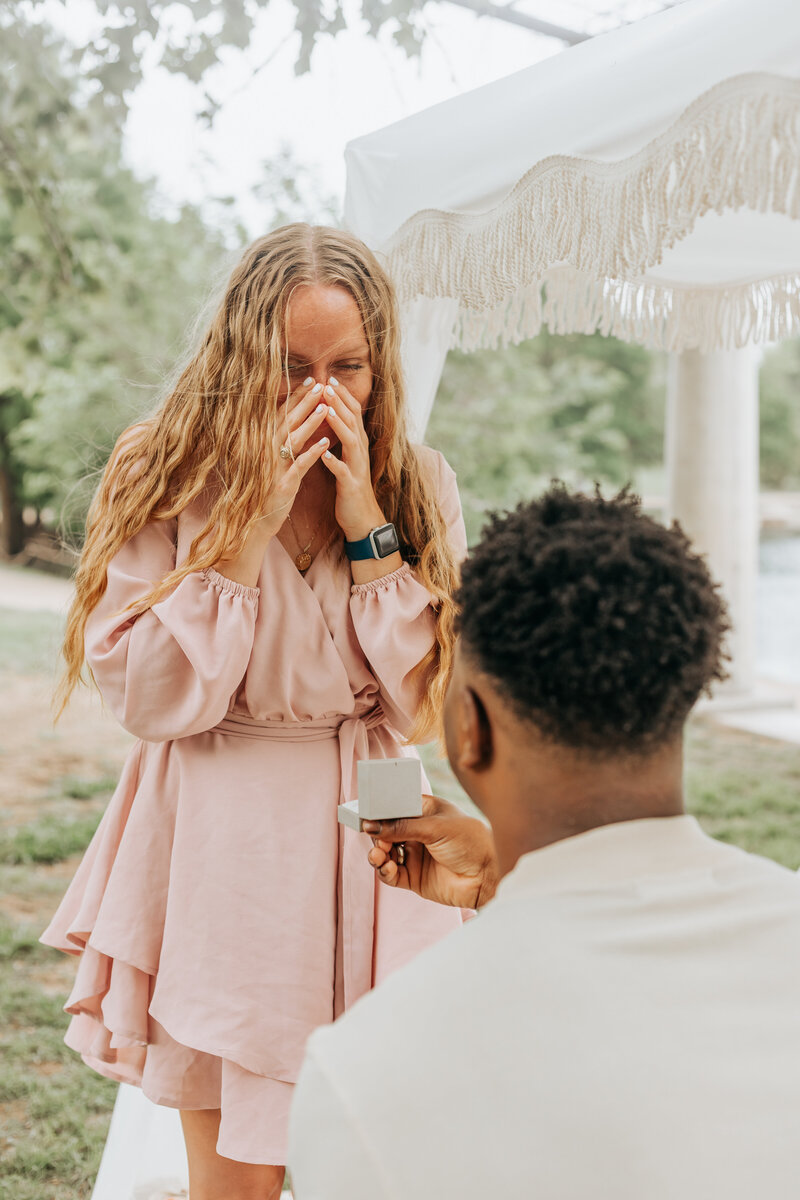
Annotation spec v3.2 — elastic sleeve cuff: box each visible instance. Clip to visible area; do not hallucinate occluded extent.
[201,567,260,603]
[350,562,414,596]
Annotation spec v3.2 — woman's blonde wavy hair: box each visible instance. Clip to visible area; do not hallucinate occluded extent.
[58,224,459,743]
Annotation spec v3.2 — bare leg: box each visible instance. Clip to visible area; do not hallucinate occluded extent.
[180,1109,285,1200]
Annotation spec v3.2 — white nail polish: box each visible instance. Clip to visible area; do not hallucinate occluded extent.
[312,383,323,395]
[319,437,329,446]
[329,376,339,386]
[324,450,332,459]
[325,385,335,398]
[315,403,325,413]
[304,377,314,386]
[328,405,335,416]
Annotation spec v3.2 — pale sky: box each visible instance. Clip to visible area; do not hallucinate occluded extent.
[122,0,555,233]
[49,0,670,235]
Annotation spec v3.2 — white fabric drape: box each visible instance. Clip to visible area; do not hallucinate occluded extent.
[91,1086,188,1200]
[345,0,800,356]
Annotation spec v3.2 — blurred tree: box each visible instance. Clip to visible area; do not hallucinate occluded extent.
[760,338,800,490]
[427,330,665,544]
[0,17,230,552]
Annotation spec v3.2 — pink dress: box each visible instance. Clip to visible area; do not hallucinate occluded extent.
[42,445,466,1165]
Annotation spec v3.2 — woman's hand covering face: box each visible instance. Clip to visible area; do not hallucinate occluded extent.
[259,378,331,536]
[319,378,386,542]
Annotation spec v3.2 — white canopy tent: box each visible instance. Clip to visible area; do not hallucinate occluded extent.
[345,0,800,697]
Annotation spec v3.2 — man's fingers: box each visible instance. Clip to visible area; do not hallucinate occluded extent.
[361,815,446,844]
[376,859,400,886]
[361,795,464,842]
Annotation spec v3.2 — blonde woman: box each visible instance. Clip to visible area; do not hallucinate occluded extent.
[43,225,466,1200]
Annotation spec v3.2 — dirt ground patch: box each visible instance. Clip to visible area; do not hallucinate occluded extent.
[0,672,133,824]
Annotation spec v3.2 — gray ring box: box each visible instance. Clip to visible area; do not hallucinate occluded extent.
[338,758,423,832]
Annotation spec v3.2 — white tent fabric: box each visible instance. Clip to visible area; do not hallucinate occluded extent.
[90,1085,187,1200]
[346,0,800,431]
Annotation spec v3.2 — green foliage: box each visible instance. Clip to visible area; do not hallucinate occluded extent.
[428,329,666,543]
[0,912,116,1199]
[759,338,800,489]
[0,17,230,544]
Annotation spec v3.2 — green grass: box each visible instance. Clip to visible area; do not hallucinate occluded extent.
[0,608,63,676]
[685,723,800,868]
[59,777,118,801]
[0,813,103,866]
[0,914,117,1200]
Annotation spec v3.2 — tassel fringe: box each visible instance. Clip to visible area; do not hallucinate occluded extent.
[380,73,800,353]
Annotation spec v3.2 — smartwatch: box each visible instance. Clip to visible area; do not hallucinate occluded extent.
[344,523,400,561]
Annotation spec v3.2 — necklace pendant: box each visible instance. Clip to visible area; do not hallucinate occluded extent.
[295,551,312,572]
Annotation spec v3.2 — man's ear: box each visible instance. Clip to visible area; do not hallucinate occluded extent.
[456,686,494,772]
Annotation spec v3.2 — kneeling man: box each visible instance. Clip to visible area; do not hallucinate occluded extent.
[289,484,800,1200]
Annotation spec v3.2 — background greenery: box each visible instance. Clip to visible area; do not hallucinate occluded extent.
[2,7,800,560]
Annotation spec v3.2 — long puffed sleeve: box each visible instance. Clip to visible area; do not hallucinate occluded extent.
[84,518,259,742]
[349,449,466,734]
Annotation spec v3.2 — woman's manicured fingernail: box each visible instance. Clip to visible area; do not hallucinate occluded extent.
[319,437,329,447]
[311,383,323,395]
[325,385,335,398]
[324,450,332,459]
[328,405,335,416]
[304,377,314,386]
[329,376,339,386]
[315,403,325,413]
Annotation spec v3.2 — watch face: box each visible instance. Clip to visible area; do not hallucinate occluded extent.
[372,523,400,558]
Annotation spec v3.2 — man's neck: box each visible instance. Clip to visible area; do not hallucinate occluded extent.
[484,738,686,878]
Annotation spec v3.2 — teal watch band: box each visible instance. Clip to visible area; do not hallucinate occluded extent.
[344,523,400,561]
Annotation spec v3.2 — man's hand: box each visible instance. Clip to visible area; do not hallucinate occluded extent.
[364,794,499,910]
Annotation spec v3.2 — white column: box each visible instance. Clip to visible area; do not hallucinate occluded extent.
[400,296,459,441]
[665,347,760,697]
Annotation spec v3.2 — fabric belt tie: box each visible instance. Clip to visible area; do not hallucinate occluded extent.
[213,705,386,1008]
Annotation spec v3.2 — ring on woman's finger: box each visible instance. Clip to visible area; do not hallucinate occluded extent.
[396,842,406,866]
[279,444,292,461]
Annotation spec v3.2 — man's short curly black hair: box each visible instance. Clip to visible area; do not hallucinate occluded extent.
[456,484,730,753]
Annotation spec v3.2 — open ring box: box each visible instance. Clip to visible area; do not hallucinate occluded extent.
[338,759,424,832]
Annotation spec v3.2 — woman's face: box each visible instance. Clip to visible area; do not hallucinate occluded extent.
[280,283,374,451]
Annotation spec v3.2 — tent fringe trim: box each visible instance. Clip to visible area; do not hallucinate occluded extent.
[455,268,800,353]
[379,72,800,352]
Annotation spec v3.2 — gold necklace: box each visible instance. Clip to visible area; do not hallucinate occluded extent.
[286,512,321,572]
